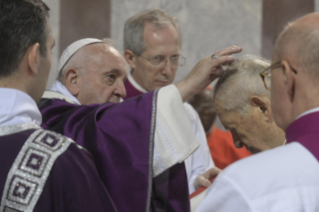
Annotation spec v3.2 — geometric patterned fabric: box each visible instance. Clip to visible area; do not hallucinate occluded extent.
[0,128,72,212]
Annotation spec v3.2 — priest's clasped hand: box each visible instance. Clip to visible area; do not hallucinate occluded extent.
[175,46,242,102]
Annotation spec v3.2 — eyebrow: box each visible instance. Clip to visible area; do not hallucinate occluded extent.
[102,69,121,76]
[109,69,120,74]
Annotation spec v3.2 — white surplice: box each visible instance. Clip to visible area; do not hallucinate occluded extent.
[196,142,319,212]
[47,81,200,177]
[125,74,215,193]
[183,103,214,194]
[0,88,42,127]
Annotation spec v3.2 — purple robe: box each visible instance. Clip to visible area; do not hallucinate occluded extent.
[286,111,319,161]
[39,91,190,212]
[0,127,116,212]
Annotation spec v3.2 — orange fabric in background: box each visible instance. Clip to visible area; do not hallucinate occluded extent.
[207,127,251,170]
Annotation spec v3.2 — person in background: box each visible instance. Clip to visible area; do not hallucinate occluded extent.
[123,8,216,193]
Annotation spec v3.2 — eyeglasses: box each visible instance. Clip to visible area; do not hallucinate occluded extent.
[134,52,186,68]
[260,61,298,91]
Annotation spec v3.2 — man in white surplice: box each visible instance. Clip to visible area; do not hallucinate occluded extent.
[197,13,319,212]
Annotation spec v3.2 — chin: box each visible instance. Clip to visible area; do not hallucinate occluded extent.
[154,81,171,89]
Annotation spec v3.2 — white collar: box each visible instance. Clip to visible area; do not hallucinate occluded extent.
[128,71,148,93]
[296,107,319,120]
[0,88,42,127]
[51,81,81,105]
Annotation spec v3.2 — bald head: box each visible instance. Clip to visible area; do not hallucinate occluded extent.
[59,42,125,81]
[274,13,319,78]
[59,41,128,105]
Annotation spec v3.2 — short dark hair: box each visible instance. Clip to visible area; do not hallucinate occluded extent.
[0,0,50,77]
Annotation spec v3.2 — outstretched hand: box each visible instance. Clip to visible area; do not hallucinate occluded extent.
[193,167,222,191]
[176,46,242,102]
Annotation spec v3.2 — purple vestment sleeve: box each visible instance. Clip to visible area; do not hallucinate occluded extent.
[0,129,117,212]
[39,91,190,212]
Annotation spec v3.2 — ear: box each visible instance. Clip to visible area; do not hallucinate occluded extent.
[250,96,272,122]
[27,43,41,76]
[281,60,295,103]
[124,50,137,70]
[64,69,81,96]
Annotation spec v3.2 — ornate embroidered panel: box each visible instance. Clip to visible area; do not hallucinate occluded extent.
[0,128,73,212]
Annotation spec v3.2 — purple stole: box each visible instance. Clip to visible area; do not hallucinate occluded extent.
[286,111,319,161]
[124,77,191,211]
[39,90,190,212]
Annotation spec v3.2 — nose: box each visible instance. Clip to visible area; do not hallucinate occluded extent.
[114,81,127,98]
[161,59,175,76]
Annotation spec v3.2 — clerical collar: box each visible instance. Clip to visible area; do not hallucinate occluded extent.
[51,81,81,105]
[296,107,319,120]
[0,88,42,127]
[128,71,148,93]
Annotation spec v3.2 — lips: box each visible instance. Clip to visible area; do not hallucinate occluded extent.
[156,81,169,85]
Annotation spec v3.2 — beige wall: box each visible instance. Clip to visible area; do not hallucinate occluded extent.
[111,0,262,83]
[43,0,60,89]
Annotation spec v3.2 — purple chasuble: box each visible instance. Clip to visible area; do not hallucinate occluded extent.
[39,91,190,212]
[0,127,116,212]
[286,111,319,161]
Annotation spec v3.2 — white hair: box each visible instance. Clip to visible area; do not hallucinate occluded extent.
[213,55,270,114]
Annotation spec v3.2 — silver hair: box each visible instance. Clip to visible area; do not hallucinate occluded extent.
[58,38,113,82]
[213,55,270,114]
[123,9,181,55]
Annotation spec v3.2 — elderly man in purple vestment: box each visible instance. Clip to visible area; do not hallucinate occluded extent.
[0,1,117,211]
[197,13,319,212]
[39,35,241,211]
[122,9,217,194]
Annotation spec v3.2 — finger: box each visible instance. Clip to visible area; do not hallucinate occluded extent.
[213,46,242,57]
[199,177,211,188]
[203,167,222,179]
[210,55,235,70]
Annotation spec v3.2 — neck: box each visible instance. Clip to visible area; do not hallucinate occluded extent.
[129,70,148,93]
[292,95,319,123]
[0,77,27,94]
[292,77,319,120]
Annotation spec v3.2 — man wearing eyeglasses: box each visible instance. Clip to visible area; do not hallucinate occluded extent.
[123,9,217,194]
[196,13,319,212]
